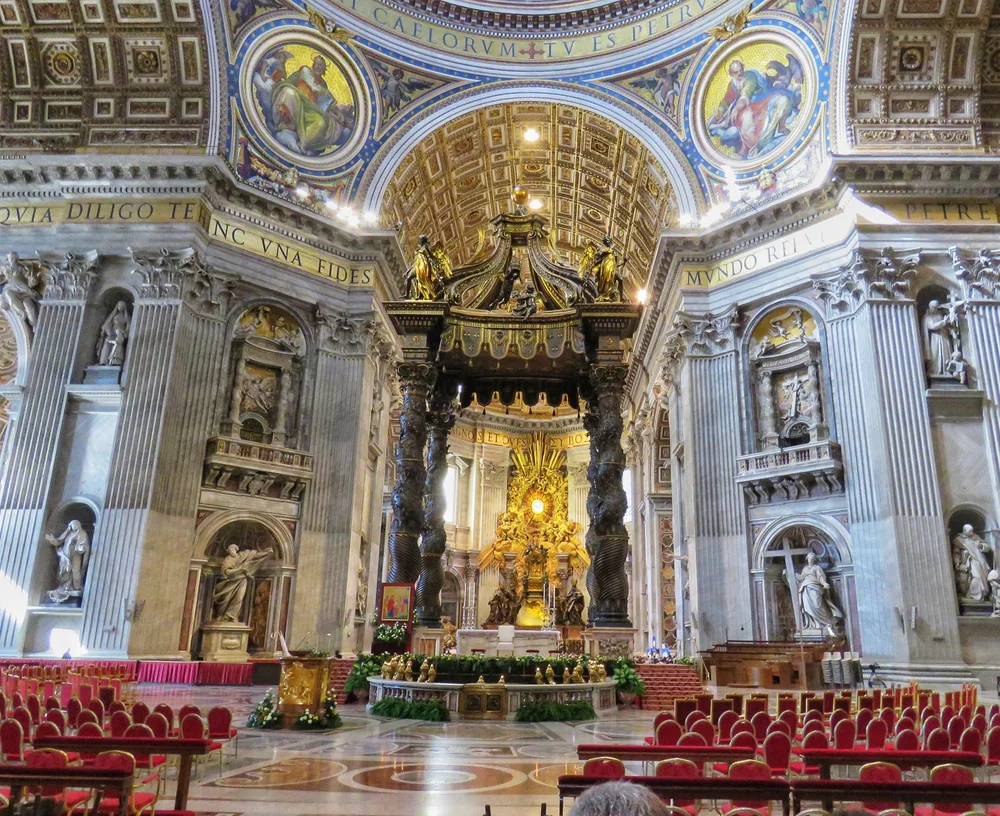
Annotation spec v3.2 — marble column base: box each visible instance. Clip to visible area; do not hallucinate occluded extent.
[200,621,251,663]
[583,626,636,659]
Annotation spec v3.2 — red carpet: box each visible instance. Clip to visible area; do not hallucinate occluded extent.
[329,657,354,704]
[636,663,704,711]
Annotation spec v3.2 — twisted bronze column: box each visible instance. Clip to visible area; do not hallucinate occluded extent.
[415,386,455,626]
[387,362,437,583]
[586,364,632,627]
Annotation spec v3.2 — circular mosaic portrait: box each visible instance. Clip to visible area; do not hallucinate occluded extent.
[241,31,368,168]
[696,33,816,167]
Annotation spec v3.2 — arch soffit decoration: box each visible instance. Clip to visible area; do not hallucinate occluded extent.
[752,513,853,569]
[194,510,295,567]
[225,298,316,353]
[740,296,826,357]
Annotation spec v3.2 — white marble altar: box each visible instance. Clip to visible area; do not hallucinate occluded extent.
[456,628,560,657]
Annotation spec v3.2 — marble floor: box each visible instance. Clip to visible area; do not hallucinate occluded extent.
[136,683,1000,816]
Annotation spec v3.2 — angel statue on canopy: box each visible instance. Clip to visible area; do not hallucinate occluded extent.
[405,235,452,301]
[579,236,626,303]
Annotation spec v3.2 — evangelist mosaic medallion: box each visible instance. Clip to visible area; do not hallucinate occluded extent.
[696,34,815,167]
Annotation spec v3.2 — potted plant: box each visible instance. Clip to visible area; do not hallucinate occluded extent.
[613,664,646,706]
[373,622,407,649]
[344,655,381,702]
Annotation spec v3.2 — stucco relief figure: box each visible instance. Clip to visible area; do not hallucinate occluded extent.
[1,258,39,332]
[355,560,368,616]
[212,544,273,622]
[484,577,518,626]
[96,302,130,366]
[441,615,457,652]
[989,569,1000,617]
[923,299,965,379]
[952,524,994,603]
[511,282,539,319]
[562,578,585,626]
[796,553,843,637]
[46,521,91,604]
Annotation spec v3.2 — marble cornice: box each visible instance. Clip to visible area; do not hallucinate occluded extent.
[831,158,1000,197]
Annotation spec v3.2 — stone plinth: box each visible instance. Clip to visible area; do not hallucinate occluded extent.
[200,621,251,663]
[456,628,559,657]
[582,627,635,659]
[277,655,331,728]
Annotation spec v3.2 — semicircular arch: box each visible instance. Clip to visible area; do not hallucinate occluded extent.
[752,514,852,571]
[193,510,295,568]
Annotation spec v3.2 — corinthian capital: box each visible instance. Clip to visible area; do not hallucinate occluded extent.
[950,247,1000,302]
[39,251,99,300]
[315,303,378,356]
[131,247,235,314]
[671,306,739,357]
[813,247,920,316]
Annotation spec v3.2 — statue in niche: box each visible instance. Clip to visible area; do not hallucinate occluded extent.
[211,544,273,623]
[795,553,843,638]
[1,259,39,332]
[95,302,130,367]
[922,298,965,381]
[562,578,585,626]
[951,524,994,603]
[989,569,1000,617]
[355,559,368,617]
[46,520,91,604]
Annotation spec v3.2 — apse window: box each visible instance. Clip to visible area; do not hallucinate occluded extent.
[623,468,633,524]
[443,464,458,524]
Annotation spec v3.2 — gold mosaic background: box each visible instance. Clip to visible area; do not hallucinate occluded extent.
[380,102,678,290]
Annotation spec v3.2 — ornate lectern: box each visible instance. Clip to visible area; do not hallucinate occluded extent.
[277,654,331,727]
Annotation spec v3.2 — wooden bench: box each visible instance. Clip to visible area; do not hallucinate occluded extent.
[557,774,791,816]
[0,762,133,816]
[576,743,755,765]
[791,778,1000,814]
[799,747,985,779]
[33,735,213,810]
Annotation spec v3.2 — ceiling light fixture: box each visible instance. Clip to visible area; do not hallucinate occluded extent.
[523,127,541,142]
[528,198,543,211]
[637,288,648,304]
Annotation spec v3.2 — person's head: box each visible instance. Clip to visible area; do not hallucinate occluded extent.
[963,523,975,534]
[570,781,670,816]
[312,56,326,75]
[69,520,81,531]
[928,299,941,311]
[728,60,745,80]
[806,553,817,565]
[227,543,239,555]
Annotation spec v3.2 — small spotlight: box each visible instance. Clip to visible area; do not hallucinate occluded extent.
[524,127,541,142]
[528,198,543,211]
[363,211,379,224]
[347,213,360,228]
[637,288,648,304]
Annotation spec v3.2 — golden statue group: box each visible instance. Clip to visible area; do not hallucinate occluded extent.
[478,434,590,628]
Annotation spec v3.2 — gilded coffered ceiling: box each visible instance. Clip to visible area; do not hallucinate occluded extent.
[0,0,211,153]
[380,102,677,292]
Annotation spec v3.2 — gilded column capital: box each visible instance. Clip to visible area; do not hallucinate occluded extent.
[38,251,99,301]
[671,305,739,357]
[813,247,920,317]
[950,247,1000,302]
[315,304,378,357]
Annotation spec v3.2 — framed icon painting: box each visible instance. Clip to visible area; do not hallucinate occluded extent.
[379,583,414,624]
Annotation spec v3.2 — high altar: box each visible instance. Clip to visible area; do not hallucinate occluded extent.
[381,195,642,657]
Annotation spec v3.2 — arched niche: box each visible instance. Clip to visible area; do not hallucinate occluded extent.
[192,513,295,657]
[441,571,461,624]
[222,304,306,450]
[915,284,967,388]
[0,310,21,453]
[946,504,997,616]
[34,500,98,608]
[745,304,828,451]
[74,286,136,385]
[751,518,859,650]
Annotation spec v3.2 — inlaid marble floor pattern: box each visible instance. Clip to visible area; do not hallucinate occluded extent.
[137,683,1000,816]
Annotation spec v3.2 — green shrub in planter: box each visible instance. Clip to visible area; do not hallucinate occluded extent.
[613,664,646,697]
[344,656,381,695]
[514,700,597,722]
[370,697,450,721]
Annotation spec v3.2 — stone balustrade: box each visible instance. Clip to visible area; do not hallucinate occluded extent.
[203,436,313,501]
[735,440,844,505]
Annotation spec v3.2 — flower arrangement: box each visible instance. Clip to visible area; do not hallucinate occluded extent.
[246,690,282,729]
[292,686,343,730]
[373,622,408,646]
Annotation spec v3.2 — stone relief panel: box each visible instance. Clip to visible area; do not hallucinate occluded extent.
[659,515,678,649]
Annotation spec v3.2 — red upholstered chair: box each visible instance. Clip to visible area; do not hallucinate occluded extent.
[857,695,875,712]
[830,709,847,731]
[714,730,756,774]
[75,709,99,728]
[87,698,105,723]
[678,731,708,747]
[25,694,41,725]
[789,730,827,776]
[689,718,715,745]
[727,694,745,717]
[178,705,201,726]
[1,718,26,761]
[947,717,965,747]
[880,707,896,733]
[731,719,754,738]
[833,718,856,750]
[803,709,823,725]
[12,706,32,740]
[901,706,918,722]
[719,710,739,742]
[712,698,735,725]
[896,717,915,735]
[144,712,169,740]
[986,726,1000,768]
[685,710,708,730]
[34,720,79,762]
[777,697,797,716]
[833,697,851,715]
[958,727,981,754]
[44,696,61,713]
[0,692,6,720]
[656,757,701,815]
[656,719,683,746]
[941,705,955,729]
[751,711,771,741]
[77,750,158,816]
[675,699,697,724]
[761,731,791,777]
[66,697,82,729]
[25,748,91,810]
[866,717,889,750]
[108,710,132,738]
[972,714,988,735]
[653,711,676,733]
[991,715,1000,732]
[925,727,951,752]
[801,719,824,739]
[181,714,223,776]
[108,701,126,716]
[723,759,772,814]
[894,728,919,751]
[123,723,167,782]
[696,693,713,716]
[766,721,791,738]
[582,757,625,779]
[207,707,238,769]
[131,702,150,724]
[777,709,798,733]
[858,761,903,814]
[821,691,835,714]
[153,704,174,734]
[922,715,942,739]
[990,704,1000,720]
[914,763,975,816]
[959,705,974,727]
[45,708,67,733]
[856,708,874,738]
[75,722,104,764]
[11,693,22,709]
[744,698,768,721]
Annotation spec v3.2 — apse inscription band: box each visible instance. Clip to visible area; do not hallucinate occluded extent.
[327,0,729,63]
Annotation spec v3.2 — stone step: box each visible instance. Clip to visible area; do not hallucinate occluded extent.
[635,663,704,711]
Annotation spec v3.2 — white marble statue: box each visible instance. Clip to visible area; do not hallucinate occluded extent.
[797,553,843,637]
[356,560,368,616]
[952,524,994,603]
[923,298,964,379]
[95,301,131,366]
[46,520,91,604]
[1,258,39,332]
[212,544,273,622]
